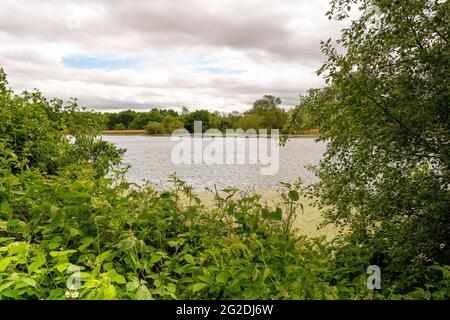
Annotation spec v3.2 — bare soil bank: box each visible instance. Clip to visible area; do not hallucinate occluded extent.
[102,130,148,135]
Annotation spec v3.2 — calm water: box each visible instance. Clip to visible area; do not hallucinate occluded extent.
[103,135,326,190]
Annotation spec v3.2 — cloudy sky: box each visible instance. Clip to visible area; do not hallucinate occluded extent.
[0,0,348,112]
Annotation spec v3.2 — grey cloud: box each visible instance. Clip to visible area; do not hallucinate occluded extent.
[0,0,347,111]
[0,0,342,63]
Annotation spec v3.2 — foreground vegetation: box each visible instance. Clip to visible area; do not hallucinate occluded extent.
[287,0,450,298]
[0,71,364,299]
[0,68,448,299]
[0,0,449,300]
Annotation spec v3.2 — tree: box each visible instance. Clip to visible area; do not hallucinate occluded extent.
[0,69,123,177]
[114,123,126,130]
[286,88,334,134]
[181,106,190,115]
[183,110,211,133]
[111,110,136,129]
[247,95,287,130]
[296,0,450,288]
[251,95,282,113]
[162,115,184,133]
[145,121,165,134]
[236,114,263,131]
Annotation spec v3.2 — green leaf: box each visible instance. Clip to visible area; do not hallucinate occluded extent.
[136,285,152,300]
[50,205,59,215]
[197,275,211,284]
[0,201,10,214]
[261,208,271,219]
[215,272,229,284]
[126,281,139,292]
[167,240,178,248]
[167,283,176,294]
[270,208,282,220]
[0,257,12,272]
[192,282,208,293]
[288,190,299,201]
[184,254,195,265]
[0,281,14,292]
[103,285,117,300]
[96,250,113,263]
[78,237,94,251]
[21,277,37,288]
[28,261,45,273]
[149,254,162,267]
[110,270,126,284]
[55,262,72,272]
[69,227,81,237]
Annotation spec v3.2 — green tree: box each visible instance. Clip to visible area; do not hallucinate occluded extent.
[145,121,165,134]
[247,95,287,130]
[183,110,211,133]
[0,69,123,177]
[110,110,136,129]
[251,95,282,113]
[286,88,334,134]
[162,115,184,133]
[236,114,263,131]
[181,106,190,115]
[295,0,450,290]
[114,123,126,130]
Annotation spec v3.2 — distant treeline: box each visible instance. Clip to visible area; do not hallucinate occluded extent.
[103,95,310,134]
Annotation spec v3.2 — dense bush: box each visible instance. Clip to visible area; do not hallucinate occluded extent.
[0,158,339,299]
[145,121,165,135]
[288,0,450,297]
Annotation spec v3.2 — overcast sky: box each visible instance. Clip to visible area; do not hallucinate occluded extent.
[0,0,348,113]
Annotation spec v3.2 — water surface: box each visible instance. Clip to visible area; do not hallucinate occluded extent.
[103,135,326,190]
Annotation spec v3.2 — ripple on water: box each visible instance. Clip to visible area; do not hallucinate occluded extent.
[103,135,326,190]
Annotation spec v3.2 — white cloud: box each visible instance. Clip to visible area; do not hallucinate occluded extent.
[0,0,348,112]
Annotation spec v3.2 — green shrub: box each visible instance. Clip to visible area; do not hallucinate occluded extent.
[145,121,165,135]
[114,123,126,130]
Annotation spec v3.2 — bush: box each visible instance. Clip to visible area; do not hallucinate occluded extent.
[145,121,165,135]
[114,123,126,130]
[0,159,340,299]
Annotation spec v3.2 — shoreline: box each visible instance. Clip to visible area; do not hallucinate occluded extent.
[101,129,319,138]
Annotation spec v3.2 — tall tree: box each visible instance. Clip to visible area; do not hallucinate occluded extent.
[248,95,287,130]
[183,110,211,133]
[297,0,449,287]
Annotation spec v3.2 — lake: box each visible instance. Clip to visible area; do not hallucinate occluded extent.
[103,135,326,190]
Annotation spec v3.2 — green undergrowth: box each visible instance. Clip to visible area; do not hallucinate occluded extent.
[0,69,448,300]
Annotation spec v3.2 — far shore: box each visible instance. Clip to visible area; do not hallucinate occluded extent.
[101,129,319,138]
